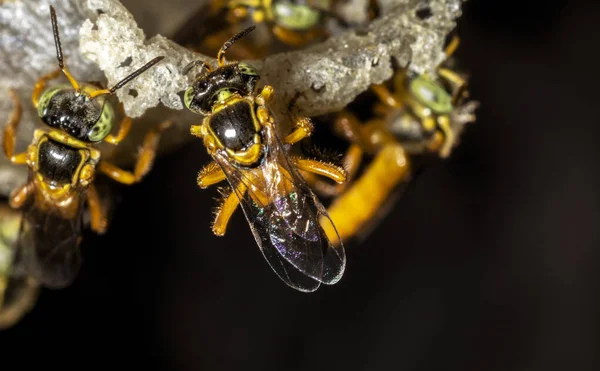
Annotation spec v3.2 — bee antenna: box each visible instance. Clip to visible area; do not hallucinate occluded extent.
[182,59,212,76]
[217,25,256,67]
[89,56,165,99]
[49,5,80,91]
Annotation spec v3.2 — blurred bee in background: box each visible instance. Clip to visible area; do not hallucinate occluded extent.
[1,6,171,289]
[183,26,348,292]
[0,203,39,330]
[173,0,354,59]
[305,36,479,245]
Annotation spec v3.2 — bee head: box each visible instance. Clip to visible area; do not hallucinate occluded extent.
[37,85,114,143]
[38,6,165,142]
[183,25,259,115]
[184,62,259,115]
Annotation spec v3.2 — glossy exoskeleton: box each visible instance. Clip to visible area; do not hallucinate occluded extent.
[183,26,348,292]
[1,6,170,288]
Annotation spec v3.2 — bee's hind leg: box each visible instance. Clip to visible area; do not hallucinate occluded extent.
[87,184,107,234]
[212,183,246,236]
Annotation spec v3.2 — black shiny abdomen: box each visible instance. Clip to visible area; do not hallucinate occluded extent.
[38,139,84,185]
[209,101,257,151]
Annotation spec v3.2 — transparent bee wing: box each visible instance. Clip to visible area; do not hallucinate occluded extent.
[213,122,345,291]
[16,172,84,289]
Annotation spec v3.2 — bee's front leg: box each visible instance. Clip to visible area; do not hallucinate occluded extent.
[2,90,28,165]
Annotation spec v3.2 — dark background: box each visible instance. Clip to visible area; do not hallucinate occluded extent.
[1,0,598,370]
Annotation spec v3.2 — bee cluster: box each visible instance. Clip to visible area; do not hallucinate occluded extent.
[0,0,477,329]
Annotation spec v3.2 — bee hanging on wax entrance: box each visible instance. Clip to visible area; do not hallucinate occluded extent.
[0,202,39,330]
[174,0,350,60]
[1,6,172,289]
[183,25,348,292]
[305,35,478,246]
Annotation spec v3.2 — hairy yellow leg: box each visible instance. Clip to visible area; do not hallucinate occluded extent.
[321,143,410,245]
[9,182,33,209]
[212,183,246,236]
[197,161,226,189]
[291,157,346,184]
[104,115,132,145]
[2,90,27,164]
[371,84,402,108]
[304,144,363,198]
[284,117,314,145]
[87,184,107,234]
[99,120,172,185]
[31,69,61,108]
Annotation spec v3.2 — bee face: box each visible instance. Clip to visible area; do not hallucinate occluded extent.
[271,0,327,31]
[38,86,114,143]
[184,62,259,115]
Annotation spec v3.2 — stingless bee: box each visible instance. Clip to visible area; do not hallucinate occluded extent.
[1,6,171,289]
[0,203,39,330]
[308,36,478,245]
[174,0,346,60]
[183,26,348,292]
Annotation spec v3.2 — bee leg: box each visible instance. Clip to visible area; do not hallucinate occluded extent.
[271,26,316,47]
[437,67,468,106]
[104,107,132,145]
[2,90,27,165]
[197,161,226,189]
[324,143,410,244]
[87,184,107,234]
[371,83,402,109]
[332,110,366,145]
[31,69,61,108]
[256,85,274,105]
[444,35,460,59]
[436,116,455,158]
[392,69,408,97]
[284,117,314,145]
[9,182,33,209]
[98,120,172,185]
[291,157,346,184]
[212,184,246,236]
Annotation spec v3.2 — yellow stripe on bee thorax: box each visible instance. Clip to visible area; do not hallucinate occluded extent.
[321,143,411,245]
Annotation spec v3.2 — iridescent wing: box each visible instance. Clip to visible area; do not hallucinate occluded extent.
[16,173,85,289]
[213,122,345,292]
